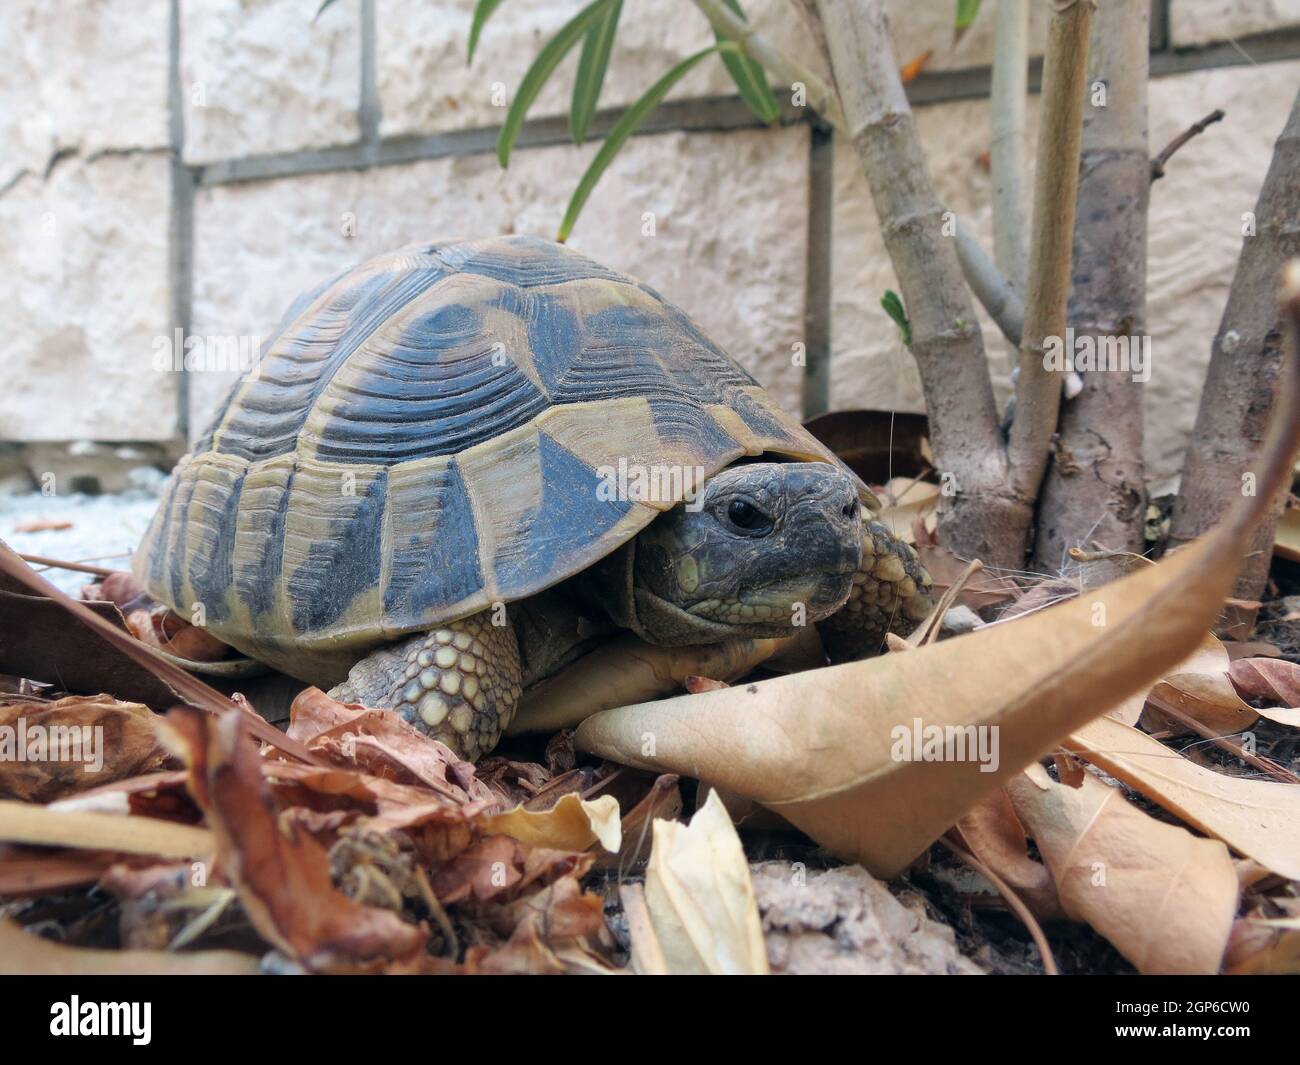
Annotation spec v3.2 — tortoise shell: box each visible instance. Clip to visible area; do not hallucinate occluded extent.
[135,236,874,677]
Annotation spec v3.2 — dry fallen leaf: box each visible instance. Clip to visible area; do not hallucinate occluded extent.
[0,799,213,858]
[13,519,71,533]
[1138,634,1260,735]
[162,707,429,973]
[952,789,1061,921]
[899,48,934,84]
[0,695,175,802]
[575,278,1300,877]
[1066,715,1300,880]
[484,792,621,853]
[1228,657,1300,725]
[640,790,769,975]
[0,917,259,975]
[1006,764,1238,975]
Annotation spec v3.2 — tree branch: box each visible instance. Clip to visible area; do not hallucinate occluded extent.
[815,0,1025,566]
[1150,109,1224,181]
[1006,0,1094,500]
[1169,88,1300,601]
[1033,0,1150,574]
[990,0,1030,297]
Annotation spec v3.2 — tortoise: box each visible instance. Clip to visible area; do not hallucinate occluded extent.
[135,236,932,760]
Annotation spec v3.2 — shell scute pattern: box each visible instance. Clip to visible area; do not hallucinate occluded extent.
[136,235,857,673]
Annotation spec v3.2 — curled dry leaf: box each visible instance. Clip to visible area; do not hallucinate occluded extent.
[484,791,621,853]
[163,707,429,973]
[640,790,769,975]
[575,279,1300,878]
[285,687,493,805]
[1066,715,1300,880]
[1006,764,1238,975]
[0,695,175,802]
[952,789,1061,922]
[1228,657,1300,725]
[125,607,232,663]
[1138,634,1260,735]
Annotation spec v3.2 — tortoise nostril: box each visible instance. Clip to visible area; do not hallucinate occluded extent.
[841,501,858,520]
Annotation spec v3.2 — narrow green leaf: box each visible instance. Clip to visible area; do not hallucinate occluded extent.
[881,290,912,345]
[468,0,507,63]
[953,0,981,46]
[713,0,781,125]
[313,0,338,22]
[558,44,729,243]
[497,0,615,167]
[570,0,623,144]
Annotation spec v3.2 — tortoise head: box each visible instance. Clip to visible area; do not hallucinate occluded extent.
[628,461,864,644]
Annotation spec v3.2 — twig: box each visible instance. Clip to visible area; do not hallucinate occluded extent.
[1150,108,1225,181]
[692,0,845,128]
[1147,693,1300,784]
[939,835,1059,975]
[1007,0,1094,499]
[990,0,1029,296]
[17,553,116,577]
[956,223,1025,346]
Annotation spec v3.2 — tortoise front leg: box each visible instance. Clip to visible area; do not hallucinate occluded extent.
[816,521,933,663]
[329,609,521,761]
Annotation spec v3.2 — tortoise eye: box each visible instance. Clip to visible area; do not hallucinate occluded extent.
[726,499,773,534]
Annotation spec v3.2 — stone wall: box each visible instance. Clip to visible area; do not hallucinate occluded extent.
[2,0,1298,490]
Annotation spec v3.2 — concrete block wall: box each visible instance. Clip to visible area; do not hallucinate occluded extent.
[2,0,1298,489]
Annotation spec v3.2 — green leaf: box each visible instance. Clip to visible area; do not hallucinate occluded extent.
[558,44,729,243]
[881,290,911,345]
[570,0,623,144]
[468,0,507,63]
[497,0,615,167]
[953,0,981,46]
[713,0,781,125]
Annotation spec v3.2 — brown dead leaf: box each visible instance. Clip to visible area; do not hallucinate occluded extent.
[575,277,1300,878]
[0,695,174,802]
[899,48,934,84]
[0,917,259,975]
[1139,634,1260,735]
[286,687,493,804]
[0,543,322,763]
[1006,764,1238,974]
[163,707,429,972]
[1229,657,1300,725]
[952,789,1061,921]
[912,540,1018,610]
[13,519,71,533]
[126,607,232,662]
[484,792,621,853]
[642,790,769,974]
[1067,715,1300,880]
[0,798,213,859]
